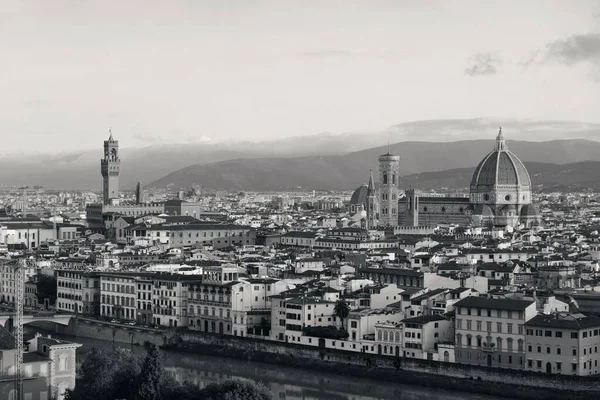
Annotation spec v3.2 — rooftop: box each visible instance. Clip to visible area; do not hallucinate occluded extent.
[454,296,535,311]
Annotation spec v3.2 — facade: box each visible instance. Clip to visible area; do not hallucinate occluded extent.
[135,274,154,324]
[351,129,541,228]
[351,152,401,228]
[100,129,120,205]
[56,270,84,314]
[454,296,537,370]
[525,313,600,376]
[0,328,81,400]
[402,314,454,359]
[152,273,201,327]
[187,266,237,334]
[100,273,138,321]
[230,278,286,337]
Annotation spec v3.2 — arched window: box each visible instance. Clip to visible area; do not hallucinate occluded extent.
[383,331,389,341]
[444,351,450,362]
[378,330,382,341]
[383,173,388,184]
[395,332,400,342]
[392,174,396,184]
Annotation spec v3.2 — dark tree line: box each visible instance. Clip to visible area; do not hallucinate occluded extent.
[64,344,271,400]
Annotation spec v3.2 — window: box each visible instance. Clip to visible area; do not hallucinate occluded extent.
[536,360,542,369]
[556,331,562,338]
[59,354,68,371]
[527,359,533,368]
[572,349,577,356]
[545,330,552,337]
[498,323,503,333]
[571,332,578,339]
[547,347,551,354]
[476,321,482,331]
[537,346,541,353]
[572,363,577,372]
[557,347,562,355]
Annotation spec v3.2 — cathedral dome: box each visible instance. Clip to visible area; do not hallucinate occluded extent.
[470,129,531,189]
[350,184,369,205]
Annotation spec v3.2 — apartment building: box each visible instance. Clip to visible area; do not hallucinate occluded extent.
[402,314,454,360]
[230,278,287,337]
[81,272,101,316]
[375,320,403,356]
[454,296,537,370]
[1,261,36,304]
[152,273,201,327]
[156,224,256,249]
[282,297,337,343]
[135,274,154,324]
[56,270,84,314]
[100,273,138,321]
[187,266,237,334]
[525,313,600,376]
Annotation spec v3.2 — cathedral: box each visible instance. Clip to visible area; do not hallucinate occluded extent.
[349,129,541,229]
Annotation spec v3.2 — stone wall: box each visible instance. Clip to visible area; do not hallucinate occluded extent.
[28,319,600,400]
[170,330,600,399]
[27,318,169,347]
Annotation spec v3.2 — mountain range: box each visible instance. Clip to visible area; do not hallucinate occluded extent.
[150,139,600,191]
[0,118,599,190]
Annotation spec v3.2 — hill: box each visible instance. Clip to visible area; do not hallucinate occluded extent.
[150,139,600,191]
[0,118,598,190]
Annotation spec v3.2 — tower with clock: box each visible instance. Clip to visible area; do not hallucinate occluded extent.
[100,129,120,205]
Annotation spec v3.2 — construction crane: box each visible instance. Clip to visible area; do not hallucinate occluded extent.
[13,258,27,400]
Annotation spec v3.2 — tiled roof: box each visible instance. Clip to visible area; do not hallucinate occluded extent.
[525,314,600,330]
[454,296,534,311]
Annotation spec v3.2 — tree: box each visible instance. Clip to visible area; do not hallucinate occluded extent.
[64,346,115,400]
[135,343,163,400]
[35,273,57,307]
[198,379,271,400]
[333,299,350,329]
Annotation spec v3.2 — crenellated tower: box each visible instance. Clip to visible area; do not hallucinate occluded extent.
[378,151,400,227]
[100,129,120,205]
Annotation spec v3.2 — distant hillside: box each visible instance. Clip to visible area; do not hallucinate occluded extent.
[400,161,600,192]
[150,140,600,191]
[0,118,598,190]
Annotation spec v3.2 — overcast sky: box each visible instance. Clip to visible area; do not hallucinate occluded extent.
[2,0,600,154]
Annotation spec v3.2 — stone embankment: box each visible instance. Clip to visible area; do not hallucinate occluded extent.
[27,317,600,400]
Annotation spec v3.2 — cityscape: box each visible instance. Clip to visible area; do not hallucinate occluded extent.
[3,2,600,400]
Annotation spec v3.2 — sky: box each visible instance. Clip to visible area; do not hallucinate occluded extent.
[2,0,600,154]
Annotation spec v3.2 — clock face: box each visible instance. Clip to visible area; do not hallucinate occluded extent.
[110,148,117,157]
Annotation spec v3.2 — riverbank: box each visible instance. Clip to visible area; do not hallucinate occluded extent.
[164,340,593,400]
[27,318,600,400]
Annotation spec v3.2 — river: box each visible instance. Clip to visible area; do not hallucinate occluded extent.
[29,328,505,400]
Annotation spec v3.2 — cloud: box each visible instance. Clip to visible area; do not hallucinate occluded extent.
[301,50,358,59]
[464,53,502,77]
[522,33,600,68]
[544,33,600,65]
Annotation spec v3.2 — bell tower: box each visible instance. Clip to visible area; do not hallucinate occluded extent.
[378,150,400,227]
[100,129,120,205]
